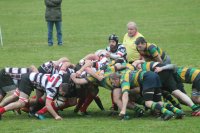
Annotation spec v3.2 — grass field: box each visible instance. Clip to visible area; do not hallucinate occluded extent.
[0,0,200,133]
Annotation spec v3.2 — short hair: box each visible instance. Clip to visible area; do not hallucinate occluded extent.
[109,73,121,79]
[127,21,137,29]
[135,37,147,45]
[60,83,72,94]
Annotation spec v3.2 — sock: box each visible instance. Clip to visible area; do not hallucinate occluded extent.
[191,104,199,111]
[0,107,6,114]
[94,95,104,111]
[163,92,178,105]
[163,103,182,114]
[37,102,58,114]
[133,105,142,113]
[80,94,94,112]
[135,97,145,106]
[151,102,172,115]
[37,107,48,114]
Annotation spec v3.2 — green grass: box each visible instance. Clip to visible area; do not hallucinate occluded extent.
[0,0,200,133]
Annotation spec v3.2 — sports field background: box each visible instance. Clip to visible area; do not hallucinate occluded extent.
[0,0,200,133]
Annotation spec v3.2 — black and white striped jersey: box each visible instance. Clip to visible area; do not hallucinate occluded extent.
[106,44,127,60]
[5,67,31,85]
[38,61,75,75]
[38,61,55,74]
[29,72,63,100]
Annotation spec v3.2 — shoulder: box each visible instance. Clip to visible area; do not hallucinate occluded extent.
[118,44,126,48]
[135,32,144,38]
[147,43,157,49]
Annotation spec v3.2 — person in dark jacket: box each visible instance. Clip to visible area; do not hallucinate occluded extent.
[45,0,63,46]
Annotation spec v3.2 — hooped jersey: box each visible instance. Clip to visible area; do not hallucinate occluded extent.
[140,61,160,71]
[175,67,200,83]
[5,67,31,85]
[29,72,63,100]
[38,61,74,75]
[95,57,109,71]
[38,61,54,74]
[137,43,166,61]
[85,64,136,90]
[106,44,127,61]
[121,70,145,93]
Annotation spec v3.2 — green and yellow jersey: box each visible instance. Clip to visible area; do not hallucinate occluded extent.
[120,70,145,93]
[137,43,166,62]
[86,63,136,90]
[176,67,200,83]
[140,61,158,71]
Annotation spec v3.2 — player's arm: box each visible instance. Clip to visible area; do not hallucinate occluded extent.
[154,55,163,63]
[70,73,89,85]
[154,64,177,73]
[76,60,93,76]
[114,63,126,70]
[84,67,104,81]
[46,97,62,120]
[109,53,121,60]
[59,62,74,73]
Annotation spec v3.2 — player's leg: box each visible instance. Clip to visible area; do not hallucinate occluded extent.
[172,89,199,113]
[143,88,174,121]
[0,91,29,117]
[0,88,19,107]
[112,88,123,110]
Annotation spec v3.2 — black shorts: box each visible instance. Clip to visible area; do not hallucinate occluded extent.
[142,88,162,102]
[0,69,16,96]
[19,73,34,96]
[142,71,162,90]
[158,70,177,93]
[176,82,187,94]
[0,85,16,97]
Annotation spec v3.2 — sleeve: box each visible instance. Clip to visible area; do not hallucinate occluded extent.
[116,45,126,57]
[148,45,159,58]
